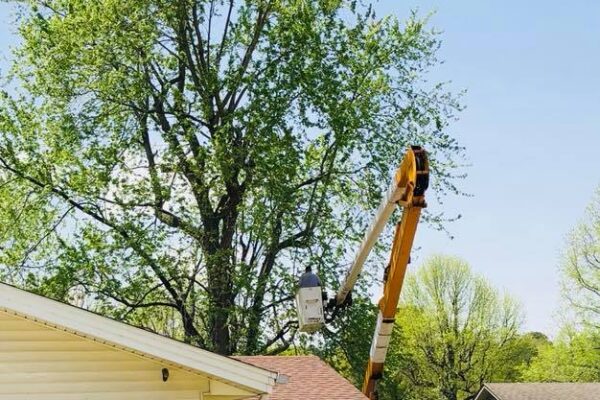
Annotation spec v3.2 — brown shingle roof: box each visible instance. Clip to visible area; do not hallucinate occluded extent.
[233,355,368,400]
[478,383,600,400]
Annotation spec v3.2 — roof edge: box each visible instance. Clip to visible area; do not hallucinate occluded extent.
[0,282,277,394]
[476,384,504,400]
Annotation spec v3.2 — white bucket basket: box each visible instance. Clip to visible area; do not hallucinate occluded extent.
[296,287,325,333]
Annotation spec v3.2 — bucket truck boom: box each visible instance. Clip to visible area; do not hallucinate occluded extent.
[335,146,429,399]
[295,145,429,398]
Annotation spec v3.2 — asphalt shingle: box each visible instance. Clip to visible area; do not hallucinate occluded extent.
[233,355,368,400]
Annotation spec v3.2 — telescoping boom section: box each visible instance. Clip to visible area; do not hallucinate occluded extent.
[335,146,429,399]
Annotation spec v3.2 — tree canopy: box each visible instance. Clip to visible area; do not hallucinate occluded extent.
[522,327,600,382]
[0,0,463,355]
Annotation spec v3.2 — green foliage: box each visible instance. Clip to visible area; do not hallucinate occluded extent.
[380,256,526,400]
[313,256,534,400]
[0,1,463,354]
[317,297,378,386]
[522,327,600,382]
[505,331,551,375]
[561,186,600,328]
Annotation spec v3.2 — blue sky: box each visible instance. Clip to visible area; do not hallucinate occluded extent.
[0,1,599,335]
[377,0,600,334]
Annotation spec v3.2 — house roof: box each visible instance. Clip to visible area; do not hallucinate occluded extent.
[0,282,277,396]
[476,383,600,400]
[234,355,368,400]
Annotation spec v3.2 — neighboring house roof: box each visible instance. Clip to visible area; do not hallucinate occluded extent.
[234,355,368,400]
[0,282,277,399]
[476,383,600,400]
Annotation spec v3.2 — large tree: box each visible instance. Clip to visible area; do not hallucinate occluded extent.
[380,256,524,400]
[562,187,600,328]
[0,0,462,355]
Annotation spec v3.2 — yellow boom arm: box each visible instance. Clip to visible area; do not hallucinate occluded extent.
[335,146,429,399]
[362,146,428,398]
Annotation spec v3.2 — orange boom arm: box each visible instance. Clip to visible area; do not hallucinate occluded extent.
[362,147,428,398]
[329,146,428,399]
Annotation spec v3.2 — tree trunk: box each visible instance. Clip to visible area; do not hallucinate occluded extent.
[245,255,275,354]
[203,197,239,355]
[206,251,234,354]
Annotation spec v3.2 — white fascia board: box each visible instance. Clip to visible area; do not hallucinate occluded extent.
[0,283,277,394]
[474,387,497,400]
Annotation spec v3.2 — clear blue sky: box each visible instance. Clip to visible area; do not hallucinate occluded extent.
[1,1,599,335]
[377,0,600,335]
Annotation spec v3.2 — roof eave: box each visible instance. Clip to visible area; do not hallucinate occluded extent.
[475,384,504,400]
[0,282,278,394]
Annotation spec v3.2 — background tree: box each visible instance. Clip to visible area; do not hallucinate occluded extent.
[508,331,552,375]
[561,186,600,328]
[522,187,600,383]
[0,1,463,355]
[379,256,525,400]
[522,327,600,382]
